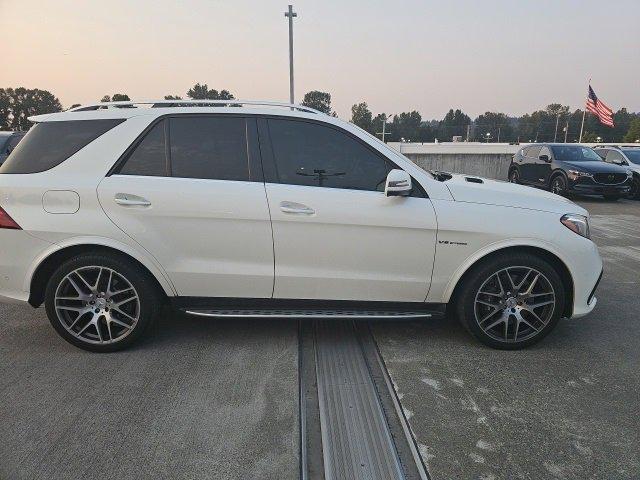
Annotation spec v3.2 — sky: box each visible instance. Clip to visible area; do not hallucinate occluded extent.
[1,0,638,119]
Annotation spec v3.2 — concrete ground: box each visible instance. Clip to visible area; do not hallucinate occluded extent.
[374,197,640,480]
[0,309,299,480]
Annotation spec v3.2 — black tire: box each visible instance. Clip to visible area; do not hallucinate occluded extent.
[550,174,568,197]
[603,195,621,201]
[509,168,520,184]
[628,177,640,199]
[45,252,162,352]
[455,253,565,350]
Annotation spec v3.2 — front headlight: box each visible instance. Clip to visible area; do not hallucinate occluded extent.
[561,214,590,239]
[567,170,593,181]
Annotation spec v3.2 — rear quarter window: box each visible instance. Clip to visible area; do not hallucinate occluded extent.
[0,119,124,174]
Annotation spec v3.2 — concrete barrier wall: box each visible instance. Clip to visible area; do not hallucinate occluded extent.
[403,153,513,180]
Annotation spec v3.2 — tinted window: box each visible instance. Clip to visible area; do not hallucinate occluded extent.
[605,150,625,163]
[622,149,640,165]
[6,134,23,152]
[117,120,167,176]
[268,119,392,191]
[526,145,541,158]
[0,135,9,153]
[169,116,249,181]
[0,120,123,174]
[595,149,608,159]
[550,146,602,162]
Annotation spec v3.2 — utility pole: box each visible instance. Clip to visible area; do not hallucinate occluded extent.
[376,114,392,143]
[284,5,297,105]
[466,124,471,142]
[553,113,560,142]
[564,121,569,143]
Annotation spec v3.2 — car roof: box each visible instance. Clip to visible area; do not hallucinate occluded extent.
[28,99,328,123]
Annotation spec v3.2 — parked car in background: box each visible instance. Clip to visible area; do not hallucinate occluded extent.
[509,143,632,200]
[0,100,602,352]
[0,131,26,166]
[594,146,640,199]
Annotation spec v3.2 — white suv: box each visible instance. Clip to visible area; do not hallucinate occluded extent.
[0,100,602,351]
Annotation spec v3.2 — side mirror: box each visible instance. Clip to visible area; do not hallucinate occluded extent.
[539,154,551,163]
[612,159,627,166]
[385,169,412,197]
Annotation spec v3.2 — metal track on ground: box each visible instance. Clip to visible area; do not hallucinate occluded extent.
[299,319,429,480]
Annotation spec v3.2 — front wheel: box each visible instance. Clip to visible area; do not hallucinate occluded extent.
[455,253,565,349]
[45,253,162,352]
[550,175,568,197]
[629,177,640,200]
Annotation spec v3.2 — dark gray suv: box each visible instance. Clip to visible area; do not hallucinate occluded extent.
[0,131,26,166]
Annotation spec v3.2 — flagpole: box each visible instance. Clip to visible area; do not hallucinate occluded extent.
[579,79,590,143]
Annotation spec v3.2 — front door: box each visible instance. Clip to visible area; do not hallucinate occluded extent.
[97,115,274,298]
[260,117,437,302]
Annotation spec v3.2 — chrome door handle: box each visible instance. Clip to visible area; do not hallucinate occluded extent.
[280,201,315,215]
[114,193,151,207]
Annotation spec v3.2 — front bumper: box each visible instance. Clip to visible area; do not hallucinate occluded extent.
[569,177,631,196]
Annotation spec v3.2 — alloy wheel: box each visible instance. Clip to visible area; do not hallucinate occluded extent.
[474,266,556,343]
[509,170,519,183]
[54,266,140,344]
[551,177,565,195]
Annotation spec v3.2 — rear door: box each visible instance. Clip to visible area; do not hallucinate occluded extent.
[98,115,274,298]
[521,145,541,184]
[537,146,553,185]
[259,117,437,302]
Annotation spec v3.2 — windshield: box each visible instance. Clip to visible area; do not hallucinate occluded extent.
[550,145,602,162]
[623,149,640,164]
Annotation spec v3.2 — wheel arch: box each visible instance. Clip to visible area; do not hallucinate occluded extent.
[27,240,175,308]
[447,245,574,318]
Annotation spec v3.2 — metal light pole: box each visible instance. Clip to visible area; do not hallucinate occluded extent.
[553,113,560,142]
[376,114,393,143]
[284,5,297,105]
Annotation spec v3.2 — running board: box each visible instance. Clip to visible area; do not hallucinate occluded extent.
[182,309,437,319]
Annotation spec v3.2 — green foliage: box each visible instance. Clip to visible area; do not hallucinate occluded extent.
[187,83,234,101]
[164,95,182,100]
[475,111,513,142]
[581,131,598,143]
[301,91,333,114]
[350,102,373,133]
[624,118,640,143]
[0,87,62,130]
[389,111,433,143]
[438,108,470,140]
[111,93,130,102]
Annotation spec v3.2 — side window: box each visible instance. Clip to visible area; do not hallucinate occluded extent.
[595,149,608,160]
[117,120,167,176]
[606,150,625,163]
[6,134,23,153]
[527,145,541,159]
[268,118,392,191]
[169,117,250,181]
[539,146,552,159]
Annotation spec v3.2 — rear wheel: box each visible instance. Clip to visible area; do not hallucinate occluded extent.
[509,168,520,184]
[550,175,568,196]
[455,253,565,349]
[45,253,162,352]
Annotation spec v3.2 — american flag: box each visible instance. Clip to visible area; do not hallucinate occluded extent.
[586,85,614,127]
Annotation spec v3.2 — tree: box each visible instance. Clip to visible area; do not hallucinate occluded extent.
[301,91,332,115]
[0,87,62,130]
[111,93,130,102]
[350,102,373,133]
[164,95,182,100]
[100,95,111,103]
[388,111,433,143]
[69,104,81,109]
[438,108,470,141]
[624,118,640,143]
[581,131,598,143]
[186,83,234,100]
[475,111,513,142]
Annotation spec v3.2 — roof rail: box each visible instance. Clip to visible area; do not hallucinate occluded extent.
[68,99,324,115]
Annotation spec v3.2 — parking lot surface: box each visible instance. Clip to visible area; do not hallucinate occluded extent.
[0,310,299,480]
[374,198,640,479]
[1,197,639,480]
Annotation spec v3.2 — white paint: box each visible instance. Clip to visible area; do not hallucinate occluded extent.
[476,440,495,451]
[469,452,486,464]
[421,377,441,391]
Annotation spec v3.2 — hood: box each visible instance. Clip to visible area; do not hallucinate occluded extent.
[443,174,587,216]
[562,160,629,173]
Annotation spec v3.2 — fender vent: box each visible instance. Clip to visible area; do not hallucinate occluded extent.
[465,177,483,184]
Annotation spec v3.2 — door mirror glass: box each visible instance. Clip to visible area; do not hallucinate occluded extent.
[612,158,627,166]
[539,154,550,163]
[384,169,412,197]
